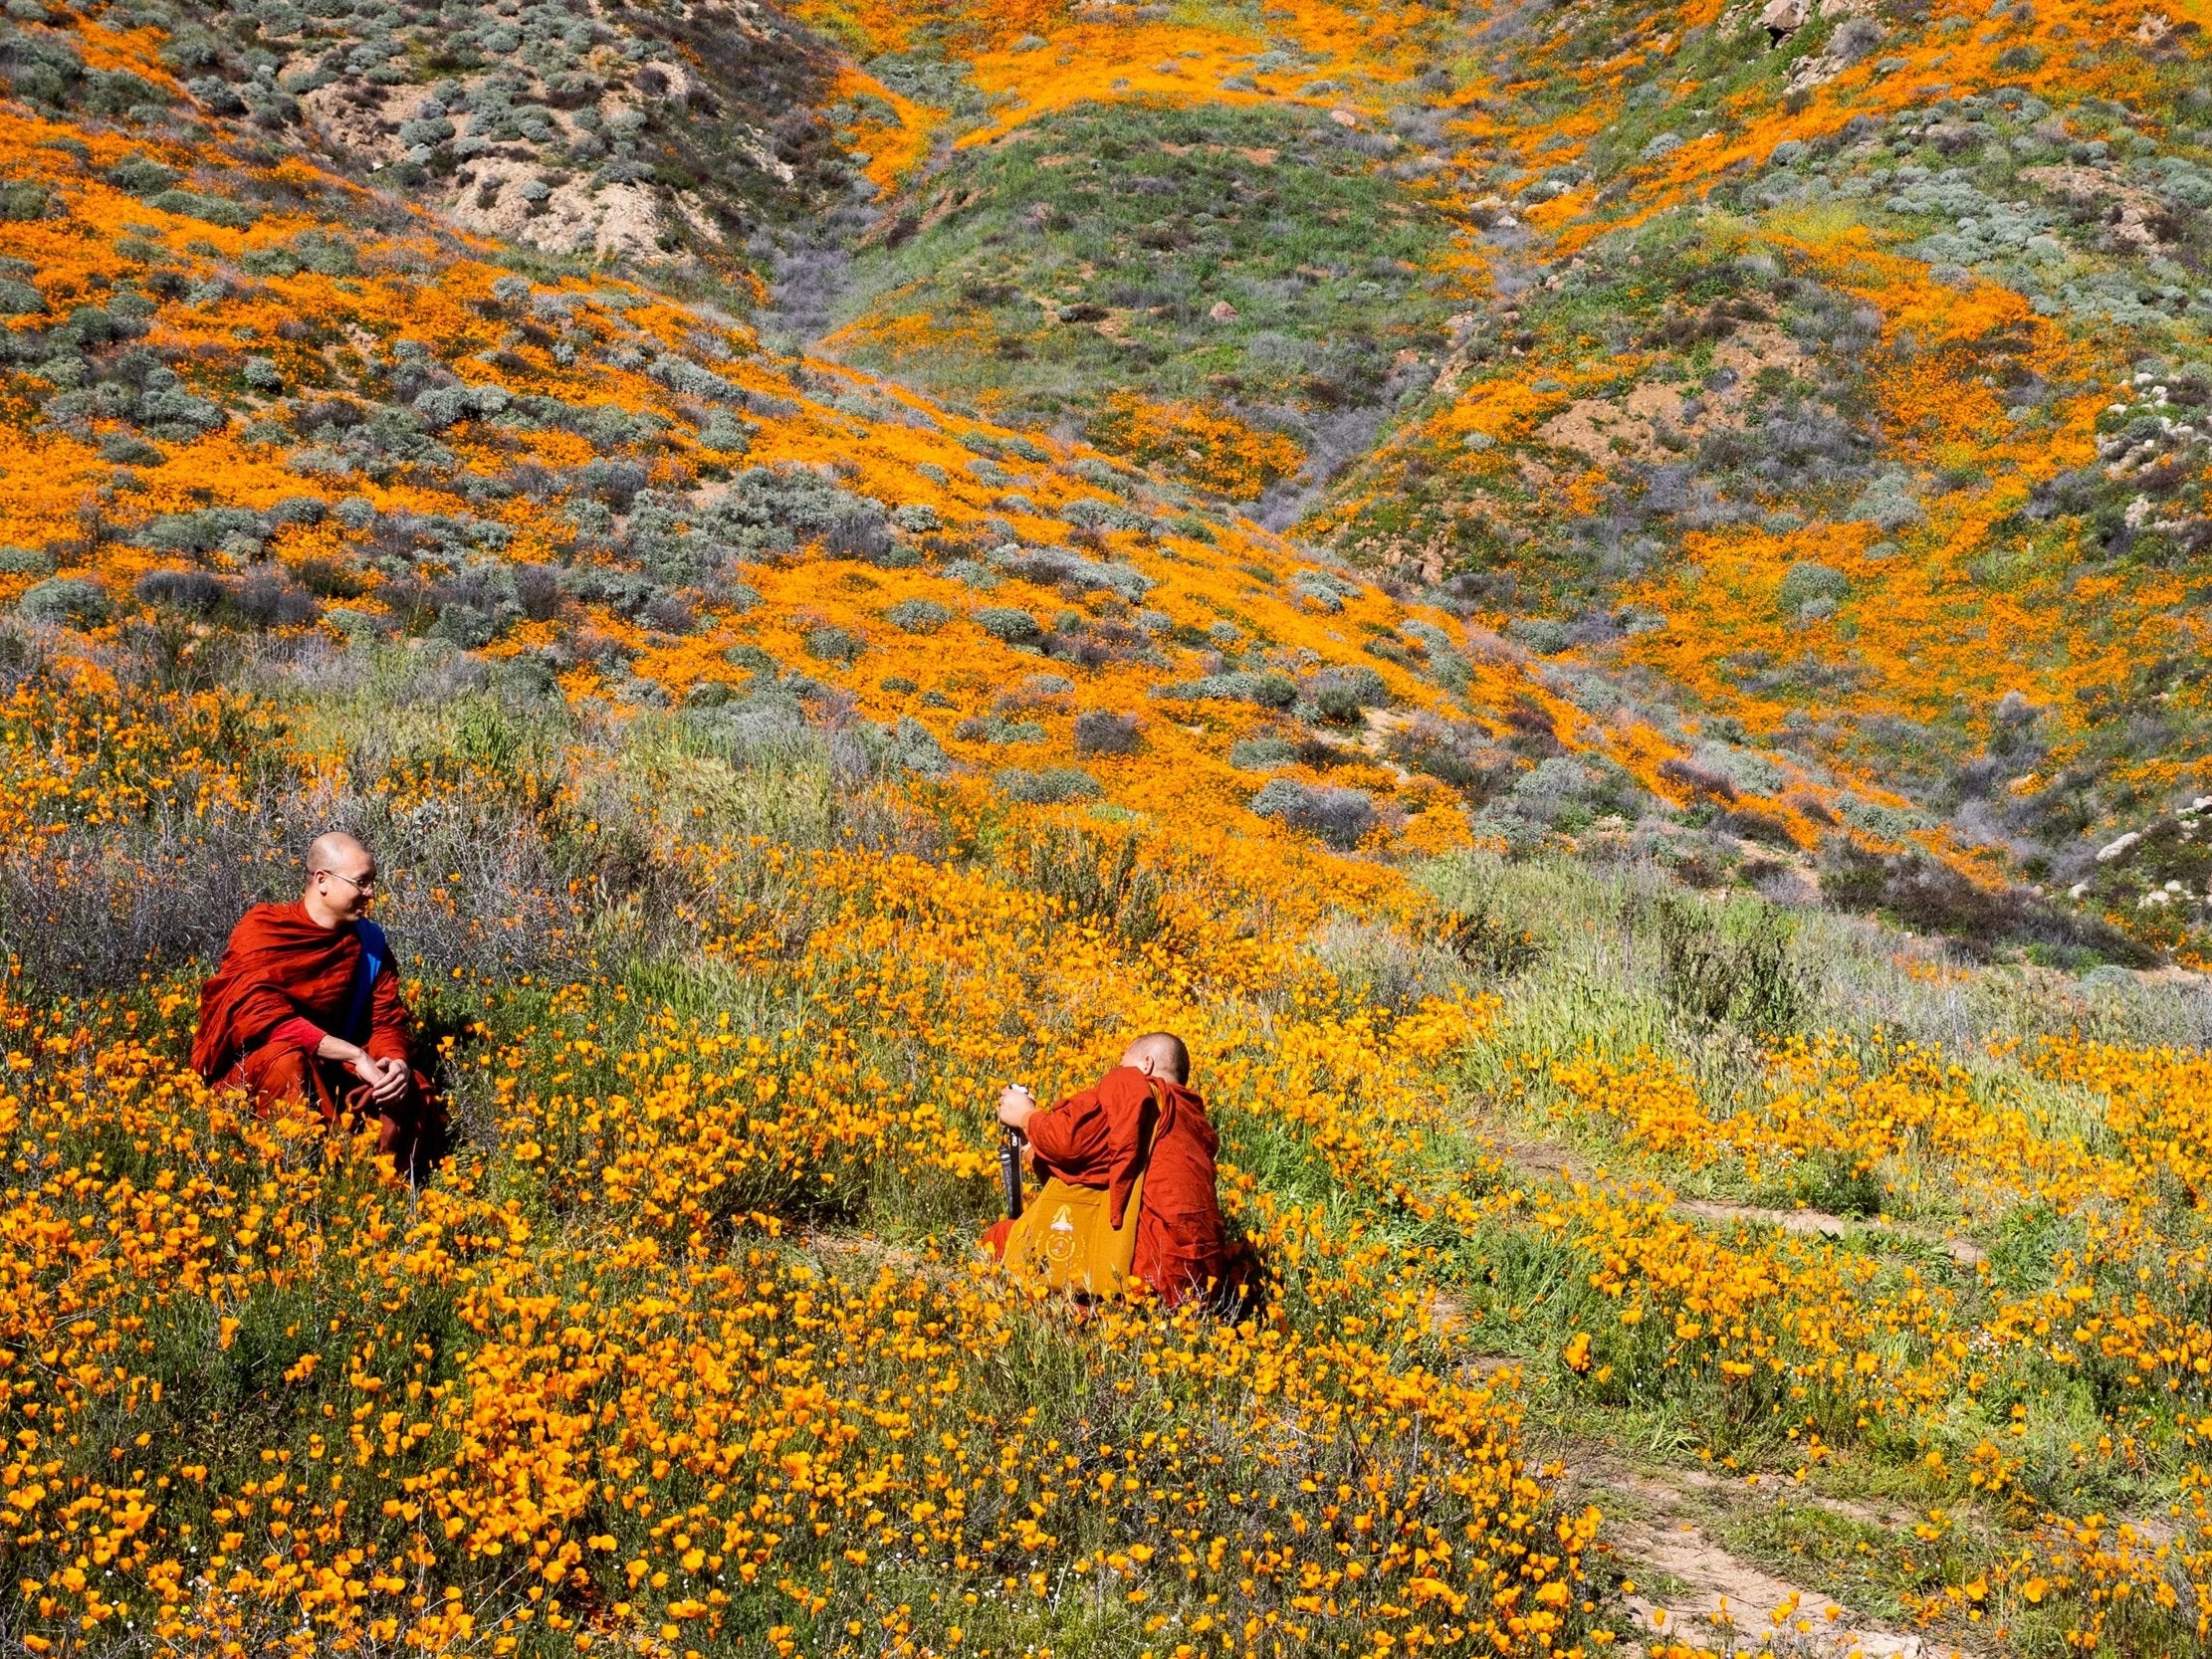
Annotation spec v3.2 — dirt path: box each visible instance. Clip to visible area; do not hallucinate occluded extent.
[1476,1123,1991,1653]
[1488,1136,1988,1266]
[1615,1515,1928,1656]
[1675,1199,1988,1267]
[1582,1465,1976,1659]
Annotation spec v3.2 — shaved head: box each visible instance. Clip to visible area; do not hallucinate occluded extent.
[303,831,378,928]
[1120,1031,1191,1086]
[309,831,372,876]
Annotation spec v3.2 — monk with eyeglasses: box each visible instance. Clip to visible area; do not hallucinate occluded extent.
[191,832,441,1178]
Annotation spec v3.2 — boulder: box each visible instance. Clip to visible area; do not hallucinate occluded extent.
[1759,0,1810,41]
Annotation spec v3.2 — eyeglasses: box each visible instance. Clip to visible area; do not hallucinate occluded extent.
[318,868,377,893]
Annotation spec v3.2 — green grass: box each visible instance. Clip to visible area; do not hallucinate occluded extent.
[830,99,1467,457]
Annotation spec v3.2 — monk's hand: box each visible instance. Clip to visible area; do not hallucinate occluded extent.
[348,1052,407,1106]
[996,1084,1036,1131]
[367,1056,411,1106]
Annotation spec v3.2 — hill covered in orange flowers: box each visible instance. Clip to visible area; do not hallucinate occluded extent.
[9,0,2212,1654]
[10,0,2212,953]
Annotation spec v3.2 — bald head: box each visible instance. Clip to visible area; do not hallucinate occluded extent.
[1120,1031,1191,1086]
[309,831,370,874]
[303,831,377,928]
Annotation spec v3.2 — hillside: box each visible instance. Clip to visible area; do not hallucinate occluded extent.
[4,0,2212,1655]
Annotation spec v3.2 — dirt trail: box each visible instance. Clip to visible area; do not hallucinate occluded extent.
[1476,1124,1993,1652]
[1588,1466,1975,1659]
[1675,1199,1988,1267]
[1616,1516,1929,1656]
[1489,1137,1987,1266]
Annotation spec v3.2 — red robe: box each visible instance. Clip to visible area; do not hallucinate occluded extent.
[191,903,435,1147]
[990,1065,1228,1304]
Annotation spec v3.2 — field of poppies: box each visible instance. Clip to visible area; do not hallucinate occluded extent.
[7,0,2212,1652]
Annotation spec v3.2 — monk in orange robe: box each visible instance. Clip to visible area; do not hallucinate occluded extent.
[191,832,441,1179]
[983,1032,1230,1307]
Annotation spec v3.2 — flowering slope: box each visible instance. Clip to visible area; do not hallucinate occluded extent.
[10,0,2212,1656]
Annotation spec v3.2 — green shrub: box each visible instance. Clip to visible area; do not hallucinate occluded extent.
[1655,896,1806,1035]
[106,154,178,195]
[19,577,111,628]
[803,625,864,663]
[1316,684,1365,726]
[1777,561,1848,617]
[1429,900,1545,977]
[887,597,953,632]
[973,606,1042,645]
[1508,618,1571,655]
[1014,823,1165,942]
[145,188,258,229]
[1250,778,1378,848]
[0,179,51,221]
[995,765,1100,803]
[955,716,1045,744]
[1228,736,1297,769]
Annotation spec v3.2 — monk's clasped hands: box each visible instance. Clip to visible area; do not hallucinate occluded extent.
[349,1052,412,1105]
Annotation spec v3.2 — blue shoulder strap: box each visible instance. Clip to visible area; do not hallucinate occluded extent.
[343,920,388,1045]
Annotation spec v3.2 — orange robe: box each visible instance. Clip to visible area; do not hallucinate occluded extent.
[988,1065,1228,1304]
[191,902,439,1162]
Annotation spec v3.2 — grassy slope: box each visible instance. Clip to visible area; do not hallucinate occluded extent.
[810,0,2212,962]
[823,99,1466,503]
[6,0,2212,1657]
[1311,0,2212,954]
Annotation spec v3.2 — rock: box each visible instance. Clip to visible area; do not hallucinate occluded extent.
[1760,0,1810,40]
[1208,300,1238,322]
